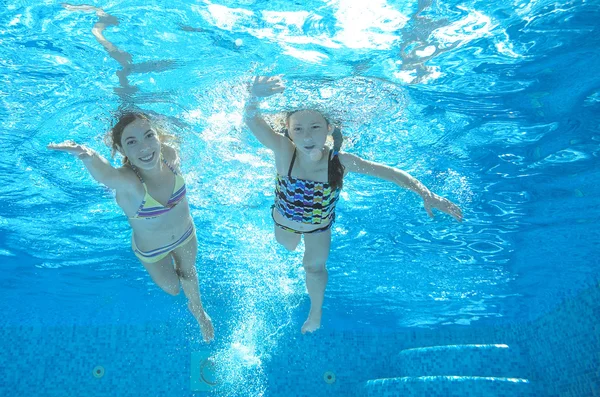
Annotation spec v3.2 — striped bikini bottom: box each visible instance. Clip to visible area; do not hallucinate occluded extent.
[131,223,195,264]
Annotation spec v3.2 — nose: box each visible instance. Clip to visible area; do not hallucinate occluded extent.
[139,142,152,152]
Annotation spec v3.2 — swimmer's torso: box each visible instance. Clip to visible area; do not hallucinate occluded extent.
[115,165,194,252]
[273,143,340,232]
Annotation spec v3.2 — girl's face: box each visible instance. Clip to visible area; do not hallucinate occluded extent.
[119,118,162,170]
[287,110,331,156]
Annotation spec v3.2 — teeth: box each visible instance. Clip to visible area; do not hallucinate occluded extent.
[140,153,153,161]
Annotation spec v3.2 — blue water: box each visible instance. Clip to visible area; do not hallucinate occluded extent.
[1,0,599,396]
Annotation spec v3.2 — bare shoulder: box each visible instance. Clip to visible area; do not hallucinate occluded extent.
[273,136,296,173]
[278,134,295,155]
[114,165,141,192]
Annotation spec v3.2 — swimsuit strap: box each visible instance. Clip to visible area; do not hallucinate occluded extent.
[161,157,178,175]
[131,157,177,182]
[130,164,146,185]
[288,148,297,177]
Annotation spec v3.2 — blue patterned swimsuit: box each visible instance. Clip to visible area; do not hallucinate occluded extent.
[273,149,341,234]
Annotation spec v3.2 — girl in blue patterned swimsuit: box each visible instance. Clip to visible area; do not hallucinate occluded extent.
[245,76,463,334]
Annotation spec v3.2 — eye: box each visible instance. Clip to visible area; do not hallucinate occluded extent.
[126,140,136,145]
[145,131,156,138]
[312,125,321,129]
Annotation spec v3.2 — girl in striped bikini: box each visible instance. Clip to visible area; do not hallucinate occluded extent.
[245,76,463,334]
[47,5,213,342]
[48,113,213,342]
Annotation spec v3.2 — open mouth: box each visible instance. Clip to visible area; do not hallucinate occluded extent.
[139,152,155,163]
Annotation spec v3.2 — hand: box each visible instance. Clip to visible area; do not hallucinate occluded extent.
[423,192,463,222]
[250,76,285,98]
[47,140,93,159]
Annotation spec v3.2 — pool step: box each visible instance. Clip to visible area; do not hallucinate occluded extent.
[363,343,535,396]
[395,344,528,378]
[364,375,534,397]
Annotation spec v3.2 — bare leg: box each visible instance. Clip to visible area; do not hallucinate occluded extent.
[138,254,181,296]
[300,229,331,334]
[63,2,136,98]
[172,234,215,343]
[274,224,301,251]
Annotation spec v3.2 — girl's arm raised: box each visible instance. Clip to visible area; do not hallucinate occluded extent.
[47,140,129,190]
[340,152,463,222]
[243,76,285,152]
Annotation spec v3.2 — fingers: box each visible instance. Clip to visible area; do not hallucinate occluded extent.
[426,197,464,222]
[454,206,463,222]
[449,208,463,222]
[251,75,285,97]
[446,202,463,222]
[254,75,283,85]
[424,204,434,219]
[270,77,285,94]
[47,142,65,149]
[270,83,285,94]
[444,204,463,222]
[265,76,284,88]
[48,140,74,148]
[47,141,82,155]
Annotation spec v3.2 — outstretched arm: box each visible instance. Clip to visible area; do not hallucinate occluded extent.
[243,76,286,152]
[47,140,128,190]
[341,152,463,222]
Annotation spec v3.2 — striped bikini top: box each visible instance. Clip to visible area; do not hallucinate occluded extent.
[274,149,341,225]
[129,159,186,219]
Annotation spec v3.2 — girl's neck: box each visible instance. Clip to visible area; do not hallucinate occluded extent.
[133,157,165,181]
[295,146,328,168]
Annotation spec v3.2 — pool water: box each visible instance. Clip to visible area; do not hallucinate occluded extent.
[0,0,598,396]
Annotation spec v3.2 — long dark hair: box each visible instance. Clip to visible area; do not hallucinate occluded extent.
[328,125,344,191]
[285,110,345,191]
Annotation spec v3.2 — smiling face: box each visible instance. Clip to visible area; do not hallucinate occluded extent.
[287,110,331,156]
[119,117,162,169]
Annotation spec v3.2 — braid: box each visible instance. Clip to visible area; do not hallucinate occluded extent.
[328,126,345,191]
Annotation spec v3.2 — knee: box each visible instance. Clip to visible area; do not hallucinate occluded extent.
[276,236,299,252]
[163,284,180,296]
[281,241,299,252]
[302,259,326,274]
[176,267,197,281]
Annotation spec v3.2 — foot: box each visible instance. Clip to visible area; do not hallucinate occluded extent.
[62,4,118,25]
[301,310,322,334]
[188,302,215,343]
[62,3,95,12]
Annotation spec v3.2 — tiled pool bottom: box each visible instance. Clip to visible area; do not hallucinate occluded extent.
[1,281,598,397]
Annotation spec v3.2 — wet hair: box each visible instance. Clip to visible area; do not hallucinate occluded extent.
[105,111,175,165]
[285,110,345,191]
